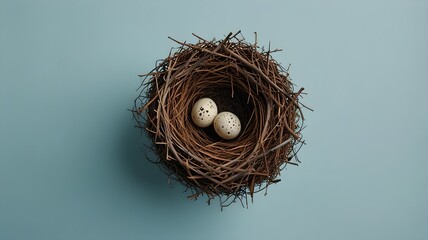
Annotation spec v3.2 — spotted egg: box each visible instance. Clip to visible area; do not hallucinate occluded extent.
[191,98,218,128]
[213,111,241,140]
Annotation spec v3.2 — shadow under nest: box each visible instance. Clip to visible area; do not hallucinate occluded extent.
[133,31,308,208]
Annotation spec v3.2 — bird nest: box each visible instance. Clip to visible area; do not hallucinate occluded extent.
[133,32,308,207]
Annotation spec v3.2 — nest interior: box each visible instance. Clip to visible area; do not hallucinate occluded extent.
[133,32,307,206]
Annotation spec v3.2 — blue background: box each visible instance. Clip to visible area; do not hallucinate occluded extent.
[1,0,427,239]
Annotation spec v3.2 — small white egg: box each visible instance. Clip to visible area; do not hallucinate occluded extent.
[191,98,218,128]
[213,111,241,140]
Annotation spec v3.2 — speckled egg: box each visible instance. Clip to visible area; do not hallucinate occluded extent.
[213,111,241,140]
[191,98,218,128]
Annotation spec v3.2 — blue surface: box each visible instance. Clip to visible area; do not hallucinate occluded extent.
[1,0,427,239]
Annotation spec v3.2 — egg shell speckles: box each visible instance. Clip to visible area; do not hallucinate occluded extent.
[191,98,218,128]
[213,111,241,140]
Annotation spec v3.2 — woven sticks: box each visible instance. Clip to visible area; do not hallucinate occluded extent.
[133,32,306,207]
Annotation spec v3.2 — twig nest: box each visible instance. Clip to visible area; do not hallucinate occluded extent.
[133,32,308,207]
